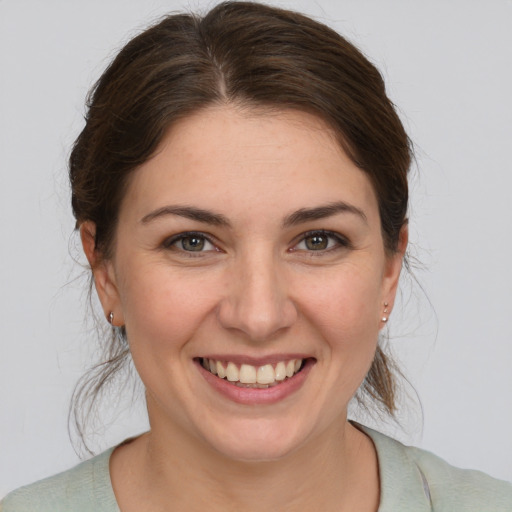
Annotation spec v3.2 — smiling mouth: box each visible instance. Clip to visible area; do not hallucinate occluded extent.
[198,357,307,388]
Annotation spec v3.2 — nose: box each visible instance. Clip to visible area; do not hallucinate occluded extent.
[217,249,298,342]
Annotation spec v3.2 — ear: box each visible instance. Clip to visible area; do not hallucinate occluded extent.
[80,221,124,327]
[381,223,408,311]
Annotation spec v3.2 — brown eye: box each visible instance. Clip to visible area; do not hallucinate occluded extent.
[304,234,329,250]
[163,232,216,253]
[293,230,351,253]
[181,236,205,251]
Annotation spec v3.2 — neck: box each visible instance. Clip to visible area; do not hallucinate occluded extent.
[111,417,379,512]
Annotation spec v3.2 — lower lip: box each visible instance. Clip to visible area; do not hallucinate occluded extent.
[196,359,314,405]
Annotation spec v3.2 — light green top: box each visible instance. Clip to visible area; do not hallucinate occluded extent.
[2,426,511,511]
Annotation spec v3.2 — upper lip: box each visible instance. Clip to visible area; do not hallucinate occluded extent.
[196,354,314,366]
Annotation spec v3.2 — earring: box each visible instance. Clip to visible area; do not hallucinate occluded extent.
[108,312,114,325]
[381,302,389,323]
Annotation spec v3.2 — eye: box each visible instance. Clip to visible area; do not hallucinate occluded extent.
[293,230,350,253]
[163,232,217,253]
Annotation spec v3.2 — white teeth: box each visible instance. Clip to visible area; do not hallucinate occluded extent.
[275,361,286,381]
[239,364,257,384]
[257,364,275,384]
[285,360,295,378]
[226,362,239,382]
[216,361,226,379]
[202,358,305,386]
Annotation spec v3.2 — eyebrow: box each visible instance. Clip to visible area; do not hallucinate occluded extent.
[140,200,367,228]
[282,201,367,227]
[140,205,231,227]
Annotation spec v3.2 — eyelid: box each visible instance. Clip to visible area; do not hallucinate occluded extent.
[161,229,350,254]
[291,229,352,252]
[162,231,219,252]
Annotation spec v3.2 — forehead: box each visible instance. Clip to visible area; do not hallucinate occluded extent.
[120,106,379,226]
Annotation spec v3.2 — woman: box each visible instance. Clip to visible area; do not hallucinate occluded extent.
[2,2,511,510]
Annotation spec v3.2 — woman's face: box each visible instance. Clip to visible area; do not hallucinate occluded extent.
[89,106,405,461]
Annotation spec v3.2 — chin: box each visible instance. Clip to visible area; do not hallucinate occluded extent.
[201,417,308,463]
[212,439,300,463]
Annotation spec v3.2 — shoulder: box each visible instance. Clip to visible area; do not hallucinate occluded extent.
[407,444,512,511]
[358,424,512,512]
[1,447,118,512]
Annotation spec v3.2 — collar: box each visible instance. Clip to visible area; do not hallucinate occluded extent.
[355,423,433,512]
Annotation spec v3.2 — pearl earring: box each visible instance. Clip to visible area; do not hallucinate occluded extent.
[381,302,389,323]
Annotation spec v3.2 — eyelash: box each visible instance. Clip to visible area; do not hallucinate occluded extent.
[161,230,351,255]
[291,230,352,255]
[162,231,217,255]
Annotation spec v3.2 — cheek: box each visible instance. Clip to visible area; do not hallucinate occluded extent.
[117,262,218,356]
[116,264,222,416]
[294,262,383,338]
[293,263,383,386]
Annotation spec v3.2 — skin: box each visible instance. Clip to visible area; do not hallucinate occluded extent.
[82,106,407,511]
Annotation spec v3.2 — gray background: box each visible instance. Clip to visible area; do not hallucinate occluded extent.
[1,0,511,495]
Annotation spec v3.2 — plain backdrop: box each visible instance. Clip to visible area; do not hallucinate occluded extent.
[1,0,511,496]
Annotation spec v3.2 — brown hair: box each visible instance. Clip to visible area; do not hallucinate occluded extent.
[70,1,411,445]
